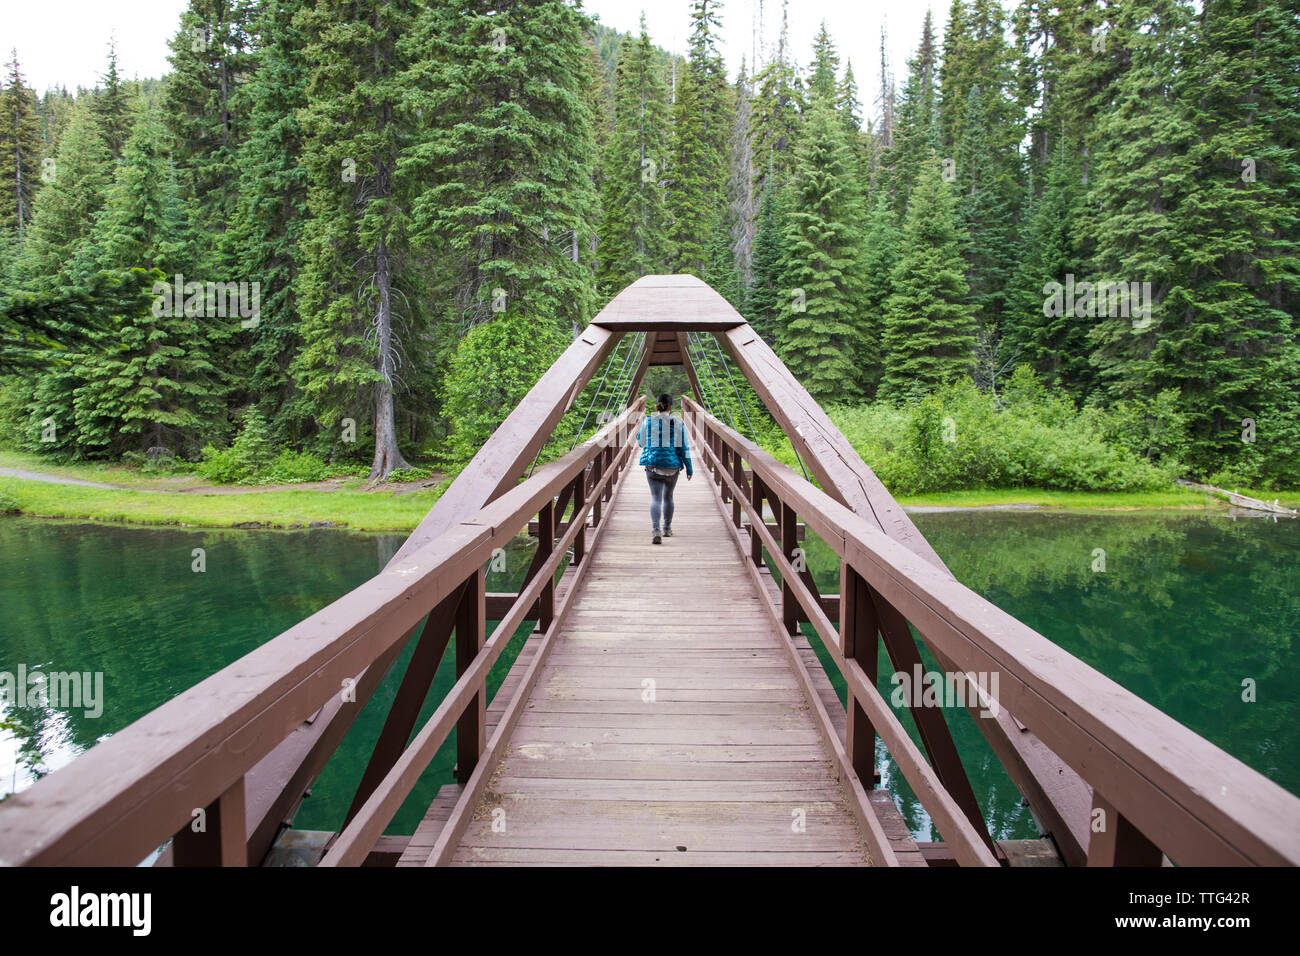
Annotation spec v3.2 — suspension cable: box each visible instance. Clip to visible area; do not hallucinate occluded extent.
[689,332,737,431]
[709,333,760,446]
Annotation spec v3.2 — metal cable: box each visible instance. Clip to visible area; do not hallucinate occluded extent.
[692,332,809,483]
[689,332,737,431]
[528,332,642,481]
[709,333,760,446]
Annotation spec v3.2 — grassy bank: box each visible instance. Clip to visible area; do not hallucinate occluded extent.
[3,450,1296,533]
[0,475,442,532]
[894,487,1220,510]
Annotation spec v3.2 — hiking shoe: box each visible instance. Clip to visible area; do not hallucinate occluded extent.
[652,532,662,545]
[663,527,674,537]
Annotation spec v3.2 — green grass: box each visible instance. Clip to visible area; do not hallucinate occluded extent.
[0,476,442,531]
[3,448,1294,531]
[0,448,377,491]
[895,486,1223,510]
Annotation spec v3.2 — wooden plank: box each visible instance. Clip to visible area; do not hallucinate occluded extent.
[451,848,865,866]
[868,791,928,867]
[397,785,463,867]
[592,275,748,331]
[446,461,872,866]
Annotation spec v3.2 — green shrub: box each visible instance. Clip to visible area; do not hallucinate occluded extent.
[0,491,20,514]
[194,444,246,483]
[441,312,570,465]
[264,450,332,483]
[773,377,1178,496]
[386,464,437,482]
[195,408,277,484]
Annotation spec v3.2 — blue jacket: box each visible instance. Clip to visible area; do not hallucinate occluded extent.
[637,412,693,477]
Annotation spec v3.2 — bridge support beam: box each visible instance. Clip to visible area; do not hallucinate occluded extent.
[455,568,486,784]
[841,565,879,785]
[172,776,247,867]
[1087,792,1163,866]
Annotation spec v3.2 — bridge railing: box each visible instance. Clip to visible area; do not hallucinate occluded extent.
[0,399,644,866]
[683,396,1300,867]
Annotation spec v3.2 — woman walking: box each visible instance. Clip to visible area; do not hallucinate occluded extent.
[637,393,693,545]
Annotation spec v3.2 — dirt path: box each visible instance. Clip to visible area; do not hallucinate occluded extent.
[0,467,124,489]
[0,467,443,496]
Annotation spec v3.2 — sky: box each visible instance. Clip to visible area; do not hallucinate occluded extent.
[5,0,971,122]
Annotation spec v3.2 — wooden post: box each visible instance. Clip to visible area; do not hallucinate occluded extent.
[172,776,247,866]
[590,457,603,527]
[781,502,799,636]
[841,564,880,786]
[455,568,486,785]
[1088,792,1163,866]
[749,473,764,566]
[603,446,614,502]
[730,450,744,528]
[537,501,555,631]
[572,471,586,566]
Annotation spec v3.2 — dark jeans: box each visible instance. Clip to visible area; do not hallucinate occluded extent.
[645,468,679,532]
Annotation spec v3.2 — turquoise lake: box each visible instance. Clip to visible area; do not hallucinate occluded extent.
[0,509,1295,847]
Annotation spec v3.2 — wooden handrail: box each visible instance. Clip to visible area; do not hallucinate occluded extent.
[320,435,637,865]
[684,397,1300,866]
[0,400,644,866]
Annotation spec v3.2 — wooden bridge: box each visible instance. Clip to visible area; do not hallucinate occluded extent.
[2,275,1298,867]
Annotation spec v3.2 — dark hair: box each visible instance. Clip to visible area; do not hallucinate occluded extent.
[655,393,672,412]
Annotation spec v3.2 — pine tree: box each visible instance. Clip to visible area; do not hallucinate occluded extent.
[954,83,1024,336]
[222,0,311,442]
[748,183,791,344]
[597,17,671,297]
[881,154,977,398]
[668,0,734,277]
[883,11,940,215]
[404,0,599,329]
[92,42,132,164]
[1089,0,1300,478]
[162,0,257,262]
[749,1,804,196]
[70,114,223,457]
[807,21,840,101]
[19,97,112,287]
[725,61,756,298]
[296,0,422,480]
[1007,144,1091,393]
[778,97,866,402]
[0,51,44,239]
[857,189,902,398]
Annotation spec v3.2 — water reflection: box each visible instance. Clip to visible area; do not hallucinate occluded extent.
[795,511,1300,841]
[2,511,1295,844]
[0,517,537,833]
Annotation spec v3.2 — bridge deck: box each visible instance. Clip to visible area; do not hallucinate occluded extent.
[443,463,872,865]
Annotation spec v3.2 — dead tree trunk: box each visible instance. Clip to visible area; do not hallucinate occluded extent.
[369,234,410,481]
